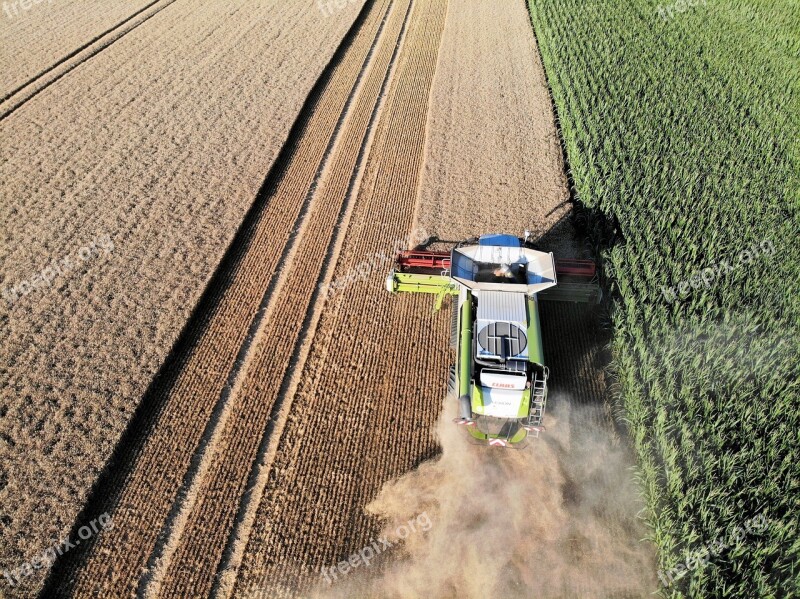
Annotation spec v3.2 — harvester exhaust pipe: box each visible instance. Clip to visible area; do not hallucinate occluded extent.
[458,394,472,421]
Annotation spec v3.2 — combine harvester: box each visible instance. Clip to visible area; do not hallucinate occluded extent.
[385,233,600,448]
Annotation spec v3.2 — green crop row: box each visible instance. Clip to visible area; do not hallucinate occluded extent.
[528,0,799,596]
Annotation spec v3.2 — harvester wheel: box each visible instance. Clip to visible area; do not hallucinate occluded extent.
[450,303,458,351]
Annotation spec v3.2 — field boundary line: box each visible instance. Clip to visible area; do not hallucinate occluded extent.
[0,0,180,120]
[135,1,402,596]
[211,1,418,595]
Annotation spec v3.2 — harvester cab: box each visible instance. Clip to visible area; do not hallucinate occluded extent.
[385,233,600,448]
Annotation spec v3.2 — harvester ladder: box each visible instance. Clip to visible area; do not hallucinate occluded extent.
[527,367,548,438]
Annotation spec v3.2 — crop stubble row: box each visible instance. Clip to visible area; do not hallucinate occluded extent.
[33,1,396,597]
[232,1,450,596]
[151,0,415,596]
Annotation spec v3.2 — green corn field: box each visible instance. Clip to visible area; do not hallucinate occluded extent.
[528,0,799,596]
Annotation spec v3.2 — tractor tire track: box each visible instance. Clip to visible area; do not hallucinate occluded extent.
[209,0,417,594]
[0,0,180,120]
[40,1,392,595]
[232,1,451,595]
[148,0,416,595]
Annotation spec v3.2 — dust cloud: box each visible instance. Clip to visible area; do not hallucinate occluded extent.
[315,396,657,599]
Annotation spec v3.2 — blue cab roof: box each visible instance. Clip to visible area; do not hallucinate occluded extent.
[478,234,520,248]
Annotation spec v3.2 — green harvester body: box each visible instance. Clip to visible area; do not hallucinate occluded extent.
[385,234,599,448]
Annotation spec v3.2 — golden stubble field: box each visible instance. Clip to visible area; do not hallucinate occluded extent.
[0,0,158,97]
[0,0,365,595]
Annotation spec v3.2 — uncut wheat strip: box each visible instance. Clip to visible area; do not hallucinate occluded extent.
[151,2,414,596]
[411,0,569,243]
[55,6,386,599]
[0,0,160,98]
[232,1,450,595]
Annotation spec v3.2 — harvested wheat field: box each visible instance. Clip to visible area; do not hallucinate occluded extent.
[3,0,787,597]
[1,0,365,595]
